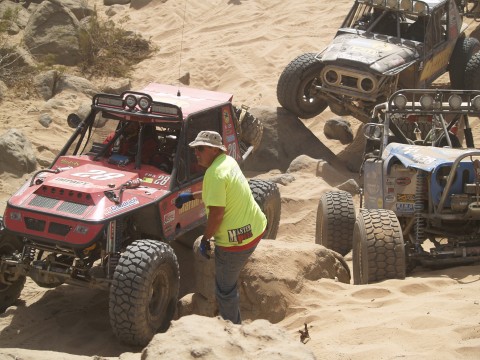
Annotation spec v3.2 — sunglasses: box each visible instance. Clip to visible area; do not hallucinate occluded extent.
[195,145,206,152]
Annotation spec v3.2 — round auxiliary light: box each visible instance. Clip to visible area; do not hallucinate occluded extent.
[400,0,413,11]
[472,95,480,111]
[448,94,462,110]
[125,95,137,109]
[414,2,427,15]
[419,94,434,110]
[387,0,398,8]
[138,96,151,111]
[393,94,407,110]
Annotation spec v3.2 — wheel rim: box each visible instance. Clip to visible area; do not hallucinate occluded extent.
[148,266,171,322]
[299,76,323,111]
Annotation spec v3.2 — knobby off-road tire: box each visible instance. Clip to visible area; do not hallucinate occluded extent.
[234,106,264,150]
[276,52,328,119]
[315,191,355,256]
[465,51,480,90]
[109,240,179,346]
[352,209,406,285]
[249,179,281,240]
[0,232,25,312]
[449,35,480,89]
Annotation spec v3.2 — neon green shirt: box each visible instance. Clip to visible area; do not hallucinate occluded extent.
[202,153,267,248]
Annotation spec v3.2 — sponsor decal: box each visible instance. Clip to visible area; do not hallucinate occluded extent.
[396,202,414,213]
[105,197,139,215]
[59,159,80,167]
[397,193,415,202]
[163,210,175,225]
[52,177,91,187]
[396,177,411,186]
[178,198,202,214]
[227,224,253,244]
[386,177,395,186]
[143,177,154,183]
[385,194,395,202]
[223,110,230,124]
[387,187,395,193]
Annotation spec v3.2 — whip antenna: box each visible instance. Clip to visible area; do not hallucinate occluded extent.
[177,0,188,97]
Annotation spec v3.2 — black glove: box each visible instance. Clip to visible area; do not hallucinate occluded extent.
[199,238,211,259]
[175,192,194,209]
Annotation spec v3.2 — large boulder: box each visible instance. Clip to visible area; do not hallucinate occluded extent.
[144,315,316,360]
[23,0,82,66]
[243,106,343,172]
[181,238,350,323]
[0,128,37,176]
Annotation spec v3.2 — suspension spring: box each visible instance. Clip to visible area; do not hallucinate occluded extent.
[22,245,36,262]
[414,170,427,251]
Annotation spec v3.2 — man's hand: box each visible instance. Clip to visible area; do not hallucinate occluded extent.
[175,192,194,209]
[199,238,212,259]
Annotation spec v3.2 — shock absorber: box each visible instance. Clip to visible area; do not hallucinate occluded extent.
[106,219,123,278]
[414,170,427,252]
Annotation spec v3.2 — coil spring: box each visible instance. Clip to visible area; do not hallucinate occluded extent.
[23,245,36,262]
[414,171,427,249]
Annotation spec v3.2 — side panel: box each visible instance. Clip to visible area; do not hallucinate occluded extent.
[221,105,242,163]
[385,163,417,215]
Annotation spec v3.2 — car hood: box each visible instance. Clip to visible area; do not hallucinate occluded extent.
[6,161,171,222]
[320,33,419,74]
[382,143,478,172]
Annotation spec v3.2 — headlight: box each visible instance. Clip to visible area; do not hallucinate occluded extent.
[419,94,434,110]
[386,0,399,8]
[324,70,338,85]
[448,94,462,110]
[361,77,374,92]
[125,94,137,109]
[472,95,480,111]
[400,0,413,11]
[138,96,151,111]
[414,1,427,15]
[393,94,407,110]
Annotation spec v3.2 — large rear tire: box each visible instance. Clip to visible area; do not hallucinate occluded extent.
[276,52,328,119]
[315,191,355,256]
[352,209,405,285]
[249,179,281,239]
[0,232,25,312]
[109,240,179,346]
[449,35,480,89]
[465,51,480,90]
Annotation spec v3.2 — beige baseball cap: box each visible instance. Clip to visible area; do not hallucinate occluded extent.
[189,130,227,151]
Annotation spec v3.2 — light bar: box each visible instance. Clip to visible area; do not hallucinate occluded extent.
[97,96,124,107]
[151,104,179,115]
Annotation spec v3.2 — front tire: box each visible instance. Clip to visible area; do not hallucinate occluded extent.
[352,209,405,285]
[249,179,281,239]
[276,52,328,119]
[0,232,25,312]
[315,191,355,256]
[109,240,179,346]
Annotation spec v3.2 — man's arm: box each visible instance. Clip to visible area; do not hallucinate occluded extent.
[203,206,225,239]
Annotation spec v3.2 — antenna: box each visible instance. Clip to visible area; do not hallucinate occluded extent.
[178,0,188,97]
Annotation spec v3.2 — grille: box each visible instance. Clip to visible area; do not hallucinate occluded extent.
[57,201,88,215]
[25,217,46,231]
[29,195,59,209]
[48,222,71,236]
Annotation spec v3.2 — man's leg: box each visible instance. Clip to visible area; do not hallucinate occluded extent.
[214,246,256,324]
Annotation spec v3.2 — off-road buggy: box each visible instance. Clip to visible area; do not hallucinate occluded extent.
[0,83,281,346]
[316,88,480,284]
[277,0,480,123]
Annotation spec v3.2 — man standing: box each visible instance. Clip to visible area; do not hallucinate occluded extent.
[175,130,267,324]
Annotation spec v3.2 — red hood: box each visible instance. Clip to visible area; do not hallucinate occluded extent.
[6,159,172,222]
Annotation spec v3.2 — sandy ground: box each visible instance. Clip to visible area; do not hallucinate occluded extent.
[0,0,480,359]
